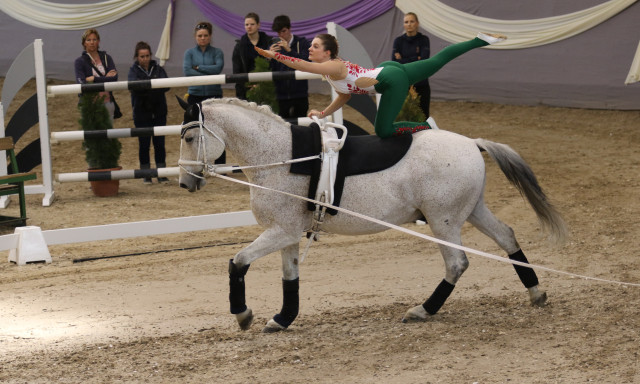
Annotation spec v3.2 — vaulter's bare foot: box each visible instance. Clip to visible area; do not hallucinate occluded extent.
[477,32,507,44]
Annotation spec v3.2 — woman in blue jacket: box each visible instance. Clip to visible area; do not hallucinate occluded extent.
[128,41,169,184]
[183,21,226,164]
[183,22,224,105]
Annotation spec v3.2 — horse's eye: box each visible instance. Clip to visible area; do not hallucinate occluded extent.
[185,136,194,143]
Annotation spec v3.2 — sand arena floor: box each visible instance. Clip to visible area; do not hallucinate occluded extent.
[0,79,639,383]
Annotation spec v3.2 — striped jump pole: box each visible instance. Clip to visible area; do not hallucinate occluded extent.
[56,167,180,183]
[50,119,322,143]
[47,71,323,96]
[51,125,182,142]
[55,165,241,183]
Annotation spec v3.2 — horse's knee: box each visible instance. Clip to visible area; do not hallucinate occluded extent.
[233,252,252,268]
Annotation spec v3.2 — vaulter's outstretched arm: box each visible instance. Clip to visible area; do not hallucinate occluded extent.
[255,46,342,77]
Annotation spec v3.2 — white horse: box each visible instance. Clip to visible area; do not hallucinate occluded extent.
[177,97,567,333]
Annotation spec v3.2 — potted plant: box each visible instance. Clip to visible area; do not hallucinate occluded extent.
[395,86,426,123]
[78,92,122,197]
[246,57,278,114]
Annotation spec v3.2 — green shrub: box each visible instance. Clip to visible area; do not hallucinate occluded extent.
[394,88,426,122]
[79,93,121,169]
[246,57,279,114]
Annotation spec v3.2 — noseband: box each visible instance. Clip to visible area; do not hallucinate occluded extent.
[178,103,226,180]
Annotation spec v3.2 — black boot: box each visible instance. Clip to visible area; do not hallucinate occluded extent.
[141,163,152,184]
[156,162,169,183]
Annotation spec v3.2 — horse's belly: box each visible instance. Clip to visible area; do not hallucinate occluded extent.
[319,132,485,234]
[320,173,422,235]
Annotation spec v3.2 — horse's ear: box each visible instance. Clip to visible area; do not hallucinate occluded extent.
[176,95,189,111]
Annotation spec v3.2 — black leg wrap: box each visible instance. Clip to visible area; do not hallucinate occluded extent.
[509,249,539,288]
[422,279,455,315]
[228,259,250,314]
[273,278,300,328]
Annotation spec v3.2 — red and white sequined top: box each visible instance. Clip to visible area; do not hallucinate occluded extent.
[324,60,382,95]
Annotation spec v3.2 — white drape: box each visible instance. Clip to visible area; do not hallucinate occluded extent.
[155,1,173,66]
[625,41,640,85]
[395,0,638,49]
[0,0,150,30]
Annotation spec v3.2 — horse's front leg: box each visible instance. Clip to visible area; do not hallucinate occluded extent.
[263,243,300,333]
[229,226,300,331]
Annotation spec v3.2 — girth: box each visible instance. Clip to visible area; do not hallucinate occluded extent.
[290,123,412,215]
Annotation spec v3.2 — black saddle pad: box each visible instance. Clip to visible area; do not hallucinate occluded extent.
[290,124,412,214]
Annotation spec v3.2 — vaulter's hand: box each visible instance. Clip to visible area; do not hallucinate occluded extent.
[255,46,275,59]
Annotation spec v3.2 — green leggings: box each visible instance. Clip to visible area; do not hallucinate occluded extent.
[373,37,489,138]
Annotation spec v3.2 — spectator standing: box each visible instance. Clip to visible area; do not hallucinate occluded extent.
[269,15,311,118]
[232,12,271,100]
[392,12,431,118]
[183,21,224,104]
[183,21,226,164]
[128,41,169,184]
[74,28,121,119]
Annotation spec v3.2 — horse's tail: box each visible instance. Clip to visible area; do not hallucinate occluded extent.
[475,138,568,244]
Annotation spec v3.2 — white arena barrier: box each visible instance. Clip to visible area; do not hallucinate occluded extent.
[3,211,258,264]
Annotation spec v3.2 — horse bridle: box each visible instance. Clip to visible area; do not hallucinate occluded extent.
[178,103,226,180]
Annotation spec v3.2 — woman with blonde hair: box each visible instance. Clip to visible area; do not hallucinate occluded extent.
[74,28,121,119]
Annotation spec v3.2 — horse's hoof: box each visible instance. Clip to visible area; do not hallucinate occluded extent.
[236,308,253,330]
[530,291,548,307]
[401,305,428,323]
[262,319,287,333]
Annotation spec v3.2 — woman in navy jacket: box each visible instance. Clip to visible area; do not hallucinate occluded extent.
[392,12,431,118]
[128,41,169,184]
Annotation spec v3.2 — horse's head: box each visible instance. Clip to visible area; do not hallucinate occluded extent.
[176,96,225,192]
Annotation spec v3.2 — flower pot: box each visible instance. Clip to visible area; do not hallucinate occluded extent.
[88,167,121,197]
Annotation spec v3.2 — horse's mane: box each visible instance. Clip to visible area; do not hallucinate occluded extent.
[201,97,289,126]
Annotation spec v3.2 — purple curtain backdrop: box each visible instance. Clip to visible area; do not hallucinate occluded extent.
[191,0,395,38]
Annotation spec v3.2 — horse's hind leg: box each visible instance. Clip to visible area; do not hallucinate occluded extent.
[467,200,547,307]
[403,225,468,323]
[263,243,300,333]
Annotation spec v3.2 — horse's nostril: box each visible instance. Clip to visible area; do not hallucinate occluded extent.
[179,183,188,189]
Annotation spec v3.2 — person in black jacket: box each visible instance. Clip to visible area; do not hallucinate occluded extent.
[232,12,271,100]
[392,12,431,118]
[268,15,311,119]
[128,41,169,184]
